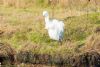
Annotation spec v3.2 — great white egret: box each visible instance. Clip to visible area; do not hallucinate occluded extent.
[43,11,64,44]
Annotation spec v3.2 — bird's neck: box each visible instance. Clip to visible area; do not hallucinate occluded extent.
[45,16,49,23]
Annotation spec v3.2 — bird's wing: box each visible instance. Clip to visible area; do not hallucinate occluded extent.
[45,21,55,30]
[53,19,64,27]
[54,20,64,32]
[46,19,64,30]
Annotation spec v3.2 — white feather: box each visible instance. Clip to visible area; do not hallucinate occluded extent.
[43,11,64,41]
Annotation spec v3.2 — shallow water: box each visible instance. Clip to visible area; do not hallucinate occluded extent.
[0,64,71,67]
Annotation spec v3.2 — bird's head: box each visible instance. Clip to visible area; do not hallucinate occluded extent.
[43,11,49,17]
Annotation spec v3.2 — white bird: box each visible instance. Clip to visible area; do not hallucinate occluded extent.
[43,11,64,44]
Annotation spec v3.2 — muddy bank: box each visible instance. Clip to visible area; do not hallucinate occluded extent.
[16,32,100,67]
[0,42,16,65]
[16,50,100,67]
[0,32,100,67]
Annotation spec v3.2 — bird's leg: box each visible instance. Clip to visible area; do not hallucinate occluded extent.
[59,39,62,45]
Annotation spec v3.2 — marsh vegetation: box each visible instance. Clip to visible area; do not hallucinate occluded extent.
[0,0,100,67]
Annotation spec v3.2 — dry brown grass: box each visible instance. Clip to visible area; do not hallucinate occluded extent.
[0,42,16,65]
[0,23,19,38]
[70,31,100,67]
[71,51,100,67]
[0,0,100,8]
[80,29,100,53]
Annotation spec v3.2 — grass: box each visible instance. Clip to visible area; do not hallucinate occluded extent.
[0,1,100,66]
[0,6,100,50]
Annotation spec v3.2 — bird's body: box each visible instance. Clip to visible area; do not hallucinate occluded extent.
[43,11,64,43]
